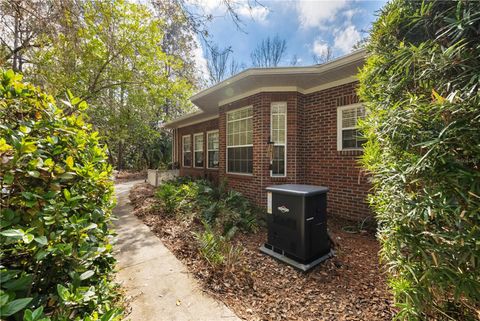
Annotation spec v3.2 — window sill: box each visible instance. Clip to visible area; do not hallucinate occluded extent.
[337,149,363,156]
[226,172,254,179]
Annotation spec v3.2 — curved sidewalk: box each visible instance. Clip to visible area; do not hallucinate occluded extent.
[113,180,240,321]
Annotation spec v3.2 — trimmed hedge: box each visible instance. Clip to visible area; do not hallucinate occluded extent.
[359,1,480,320]
[0,70,121,321]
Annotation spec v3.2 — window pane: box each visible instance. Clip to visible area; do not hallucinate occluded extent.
[194,151,204,167]
[233,134,239,146]
[272,146,285,176]
[247,131,252,144]
[208,132,218,150]
[227,146,253,174]
[342,108,356,128]
[184,152,192,167]
[271,103,286,145]
[278,115,285,130]
[342,129,357,149]
[208,151,219,168]
[278,130,285,144]
[183,136,191,151]
[194,134,203,151]
[227,107,253,148]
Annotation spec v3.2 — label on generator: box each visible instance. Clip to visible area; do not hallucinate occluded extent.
[267,192,272,214]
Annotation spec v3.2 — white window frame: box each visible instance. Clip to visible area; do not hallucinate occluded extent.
[337,103,365,151]
[226,105,253,175]
[182,135,192,167]
[193,132,204,168]
[270,102,287,177]
[207,130,219,169]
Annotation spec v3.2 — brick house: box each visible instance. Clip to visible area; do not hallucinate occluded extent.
[164,49,370,221]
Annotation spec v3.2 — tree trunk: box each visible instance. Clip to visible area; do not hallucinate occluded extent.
[117,140,123,171]
[12,7,20,71]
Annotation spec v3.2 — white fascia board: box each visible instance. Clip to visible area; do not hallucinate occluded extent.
[218,77,357,107]
[176,114,219,128]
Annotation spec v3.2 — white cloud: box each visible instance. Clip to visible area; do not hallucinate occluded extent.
[192,36,209,81]
[333,25,361,53]
[237,5,269,24]
[312,39,330,56]
[296,0,348,29]
[343,8,362,21]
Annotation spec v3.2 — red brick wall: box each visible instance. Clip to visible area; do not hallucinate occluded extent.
[302,82,370,221]
[217,92,303,206]
[177,118,219,182]
[176,82,371,221]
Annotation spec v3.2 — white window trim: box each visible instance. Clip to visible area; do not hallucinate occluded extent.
[337,103,364,151]
[193,132,204,168]
[206,130,219,170]
[270,102,287,177]
[226,106,254,175]
[182,135,191,167]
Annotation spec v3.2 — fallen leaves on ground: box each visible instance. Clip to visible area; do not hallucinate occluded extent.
[129,183,396,321]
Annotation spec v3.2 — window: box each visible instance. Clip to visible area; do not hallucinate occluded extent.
[207,131,219,169]
[193,133,204,168]
[337,103,366,150]
[271,102,286,176]
[227,106,253,174]
[182,135,192,167]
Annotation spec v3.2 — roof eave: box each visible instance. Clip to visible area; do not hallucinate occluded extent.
[190,48,366,106]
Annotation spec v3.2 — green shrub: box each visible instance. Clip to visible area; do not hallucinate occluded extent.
[359,1,480,319]
[194,224,242,271]
[155,182,178,214]
[155,178,200,219]
[0,70,121,320]
[155,177,258,236]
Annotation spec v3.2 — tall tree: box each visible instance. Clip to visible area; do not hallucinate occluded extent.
[0,0,255,169]
[207,45,232,84]
[250,35,287,67]
[3,0,196,170]
[0,0,66,72]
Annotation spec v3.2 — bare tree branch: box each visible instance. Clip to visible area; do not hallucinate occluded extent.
[251,34,287,67]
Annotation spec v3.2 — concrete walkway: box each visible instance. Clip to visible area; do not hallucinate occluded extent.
[113,180,240,321]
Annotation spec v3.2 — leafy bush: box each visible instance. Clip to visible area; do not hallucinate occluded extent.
[156,177,258,236]
[0,70,121,320]
[155,178,200,219]
[155,177,257,270]
[194,224,242,271]
[358,1,480,319]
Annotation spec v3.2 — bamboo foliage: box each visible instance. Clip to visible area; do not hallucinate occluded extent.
[359,0,480,320]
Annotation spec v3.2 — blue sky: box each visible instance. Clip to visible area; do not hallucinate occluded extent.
[190,0,388,72]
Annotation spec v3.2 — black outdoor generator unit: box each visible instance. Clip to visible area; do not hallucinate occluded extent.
[260,184,333,271]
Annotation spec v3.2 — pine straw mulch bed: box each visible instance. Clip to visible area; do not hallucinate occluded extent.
[129,183,395,321]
